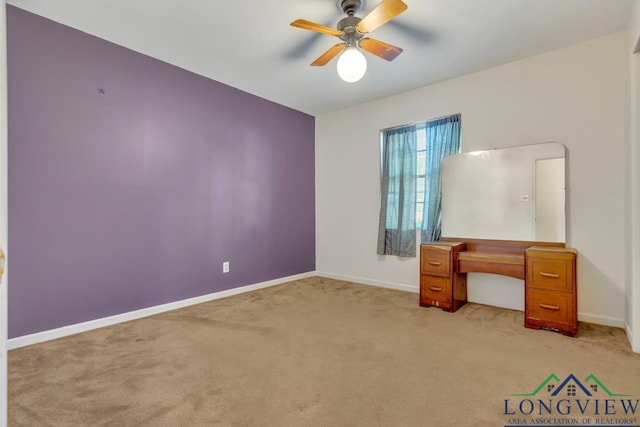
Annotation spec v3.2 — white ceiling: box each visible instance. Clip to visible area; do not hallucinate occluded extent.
[7,0,634,116]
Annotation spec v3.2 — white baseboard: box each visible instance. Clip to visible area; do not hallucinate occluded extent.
[8,271,316,350]
[315,271,418,294]
[315,271,625,328]
[577,312,624,328]
[625,322,633,347]
[624,322,640,354]
[9,271,627,350]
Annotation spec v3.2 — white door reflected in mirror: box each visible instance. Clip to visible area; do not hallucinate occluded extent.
[535,158,565,242]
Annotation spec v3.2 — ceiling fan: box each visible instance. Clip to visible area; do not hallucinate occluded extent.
[291,0,408,82]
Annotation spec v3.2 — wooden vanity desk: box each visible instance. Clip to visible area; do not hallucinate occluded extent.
[420,237,578,337]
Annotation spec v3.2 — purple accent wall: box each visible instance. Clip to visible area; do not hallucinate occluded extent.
[7,6,315,338]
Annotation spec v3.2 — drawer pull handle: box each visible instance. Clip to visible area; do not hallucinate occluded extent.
[539,272,560,279]
[428,261,442,266]
[428,286,443,292]
[539,303,560,311]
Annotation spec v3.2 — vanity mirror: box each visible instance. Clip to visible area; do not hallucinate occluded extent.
[441,142,566,242]
[423,142,576,335]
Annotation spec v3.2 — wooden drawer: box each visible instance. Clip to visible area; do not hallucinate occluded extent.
[420,276,452,306]
[420,247,451,278]
[526,289,573,326]
[528,258,572,292]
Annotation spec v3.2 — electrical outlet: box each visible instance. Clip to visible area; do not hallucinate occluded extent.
[223,261,230,273]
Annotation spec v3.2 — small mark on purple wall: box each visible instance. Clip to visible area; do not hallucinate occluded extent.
[97,87,106,95]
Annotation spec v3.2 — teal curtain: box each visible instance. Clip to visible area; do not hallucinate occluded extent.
[421,115,461,242]
[377,125,417,257]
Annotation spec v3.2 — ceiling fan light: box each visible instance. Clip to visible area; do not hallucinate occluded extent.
[336,48,367,83]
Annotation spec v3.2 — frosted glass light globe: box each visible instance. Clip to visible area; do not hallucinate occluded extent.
[336,48,367,83]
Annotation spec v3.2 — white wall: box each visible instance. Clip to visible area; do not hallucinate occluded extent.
[316,32,627,327]
[626,0,640,352]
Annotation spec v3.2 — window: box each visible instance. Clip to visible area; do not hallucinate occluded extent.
[381,118,461,229]
[377,114,461,256]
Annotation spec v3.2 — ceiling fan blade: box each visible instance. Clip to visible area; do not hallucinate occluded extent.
[356,0,408,34]
[291,19,344,37]
[360,38,403,61]
[311,43,345,66]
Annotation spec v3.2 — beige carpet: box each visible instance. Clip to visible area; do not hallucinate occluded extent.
[8,277,640,426]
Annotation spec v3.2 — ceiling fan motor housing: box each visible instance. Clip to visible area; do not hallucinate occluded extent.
[337,16,363,44]
[340,0,362,16]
